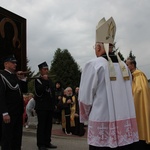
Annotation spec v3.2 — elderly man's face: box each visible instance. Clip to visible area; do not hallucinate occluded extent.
[94,43,105,57]
[94,43,114,57]
[66,88,73,96]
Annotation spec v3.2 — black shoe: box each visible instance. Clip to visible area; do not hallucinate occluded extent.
[38,147,48,150]
[46,143,57,148]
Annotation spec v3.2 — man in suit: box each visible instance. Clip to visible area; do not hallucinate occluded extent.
[34,62,57,150]
[0,55,28,150]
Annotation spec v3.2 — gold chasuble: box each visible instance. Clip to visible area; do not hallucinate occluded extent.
[132,69,150,143]
[61,96,76,129]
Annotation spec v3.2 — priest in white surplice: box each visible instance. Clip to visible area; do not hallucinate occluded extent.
[78,17,139,150]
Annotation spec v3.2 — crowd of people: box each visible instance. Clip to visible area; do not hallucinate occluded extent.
[0,16,150,150]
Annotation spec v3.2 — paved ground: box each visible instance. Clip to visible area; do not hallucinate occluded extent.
[23,122,87,138]
[22,134,88,150]
[21,123,89,150]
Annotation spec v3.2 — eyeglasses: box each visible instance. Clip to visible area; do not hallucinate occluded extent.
[93,44,100,50]
[93,44,114,49]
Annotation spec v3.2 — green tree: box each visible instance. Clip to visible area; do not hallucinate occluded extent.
[50,48,81,89]
[26,58,35,93]
[26,58,35,78]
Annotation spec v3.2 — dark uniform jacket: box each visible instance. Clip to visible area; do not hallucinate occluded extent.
[0,70,28,115]
[34,77,55,111]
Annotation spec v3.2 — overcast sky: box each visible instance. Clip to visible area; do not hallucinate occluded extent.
[1,0,150,78]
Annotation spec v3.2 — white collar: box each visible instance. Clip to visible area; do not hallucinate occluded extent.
[4,69,13,74]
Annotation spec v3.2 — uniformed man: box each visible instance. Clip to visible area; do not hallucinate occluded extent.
[34,62,57,150]
[0,55,28,150]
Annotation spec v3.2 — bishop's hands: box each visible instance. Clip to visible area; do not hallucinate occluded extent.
[67,99,74,106]
[66,99,72,104]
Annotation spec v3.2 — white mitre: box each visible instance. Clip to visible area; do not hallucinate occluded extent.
[96,17,116,44]
[96,17,129,80]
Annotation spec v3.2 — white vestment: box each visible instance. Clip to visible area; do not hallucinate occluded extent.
[79,57,139,148]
